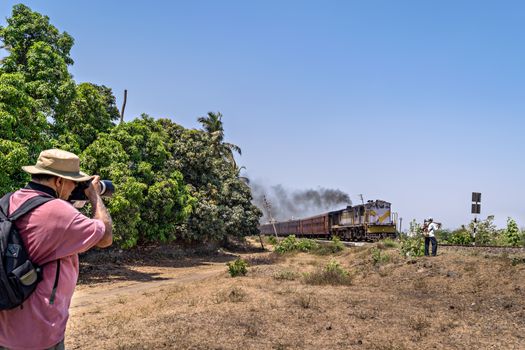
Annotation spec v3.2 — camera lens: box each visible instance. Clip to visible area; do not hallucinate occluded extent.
[68,179,115,202]
[100,180,114,198]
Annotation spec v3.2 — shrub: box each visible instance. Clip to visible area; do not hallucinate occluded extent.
[296,239,320,252]
[504,217,521,246]
[371,247,390,265]
[435,229,452,243]
[274,235,298,254]
[469,217,498,245]
[448,229,473,245]
[303,259,353,286]
[267,235,278,245]
[400,236,425,257]
[274,235,319,254]
[227,258,248,277]
[328,236,345,252]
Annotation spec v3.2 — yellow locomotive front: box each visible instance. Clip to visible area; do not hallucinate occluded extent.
[331,200,397,240]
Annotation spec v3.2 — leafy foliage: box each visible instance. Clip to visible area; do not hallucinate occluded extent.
[80,116,195,248]
[0,4,262,248]
[267,235,278,245]
[163,119,262,242]
[53,83,120,153]
[274,235,320,254]
[400,235,425,257]
[227,258,248,277]
[469,217,498,245]
[504,217,521,246]
[447,228,473,245]
[371,247,391,265]
[274,235,300,254]
[0,4,75,119]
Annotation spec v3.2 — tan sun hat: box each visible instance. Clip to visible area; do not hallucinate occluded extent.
[22,149,92,182]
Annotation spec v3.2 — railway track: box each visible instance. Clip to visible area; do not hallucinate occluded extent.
[314,239,525,253]
[276,236,525,253]
[440,243,525,254]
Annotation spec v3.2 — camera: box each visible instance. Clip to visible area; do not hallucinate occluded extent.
[68,179,115,202]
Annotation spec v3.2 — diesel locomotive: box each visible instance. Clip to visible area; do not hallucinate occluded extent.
[259,199,397,241]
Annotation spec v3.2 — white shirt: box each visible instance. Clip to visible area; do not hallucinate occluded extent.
[427,222,439,237]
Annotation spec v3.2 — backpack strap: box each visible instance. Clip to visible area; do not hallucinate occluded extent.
[8,194,55,221]
[0,193,13,221]
[1,193,59,305]
[49,260,60,305]
[0,193,54,252]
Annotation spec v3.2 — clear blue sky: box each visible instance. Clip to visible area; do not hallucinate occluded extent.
[2,1,525,229]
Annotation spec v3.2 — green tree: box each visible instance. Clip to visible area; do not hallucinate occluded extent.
[0,4,75,194]
[504,217,520,246]
[448,227,472,245]
[0,72,49,193]
[163,118,262,242]
[198,111,242,168]
[52,83,120,153]
[81,116,195,248]
[1,4,261,249]
[0,4,76,119]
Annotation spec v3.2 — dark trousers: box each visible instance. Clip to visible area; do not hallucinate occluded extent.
[0,339,64,350]
[424,237,438,256]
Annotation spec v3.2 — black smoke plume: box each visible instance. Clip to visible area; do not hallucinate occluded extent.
[250,182,351,223]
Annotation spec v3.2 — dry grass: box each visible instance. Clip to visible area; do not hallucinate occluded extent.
[273,269,299,281]
[303,259,354,286]
[66,244,525,350]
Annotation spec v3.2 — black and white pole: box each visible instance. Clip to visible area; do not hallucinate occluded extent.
[471,192,481,243]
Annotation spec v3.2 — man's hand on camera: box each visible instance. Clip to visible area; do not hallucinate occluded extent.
[85,175,101,202]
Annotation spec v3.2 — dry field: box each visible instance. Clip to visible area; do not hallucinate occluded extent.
[66,241,525,349]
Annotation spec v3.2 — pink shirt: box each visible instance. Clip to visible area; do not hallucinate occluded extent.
[0,189,105,350]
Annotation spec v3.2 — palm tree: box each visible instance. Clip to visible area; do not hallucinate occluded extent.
[197,111,224,141]
[198,111,242,168]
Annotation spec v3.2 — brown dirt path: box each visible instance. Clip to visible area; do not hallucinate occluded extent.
[70,263,227,316]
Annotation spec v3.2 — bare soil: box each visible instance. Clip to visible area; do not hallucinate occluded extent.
[66,240,525,349]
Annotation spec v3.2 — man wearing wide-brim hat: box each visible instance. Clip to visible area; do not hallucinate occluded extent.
[0,149,113,350]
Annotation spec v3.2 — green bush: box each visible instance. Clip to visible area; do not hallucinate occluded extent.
[227,258,248,277]
[0,5,264,249]
[328,236,345,252]
[504,218,521,246]
[274,235,319,254]
[400,236,425,257]
[469,217,498,245]
[435,229,452,243]
[274,235,298,254]
[448,229,473,245]
[371,247,390,265]
[296,238,320,252]
[267,235,278,245]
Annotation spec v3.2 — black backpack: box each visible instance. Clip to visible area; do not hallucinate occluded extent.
[0,193,58,310]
